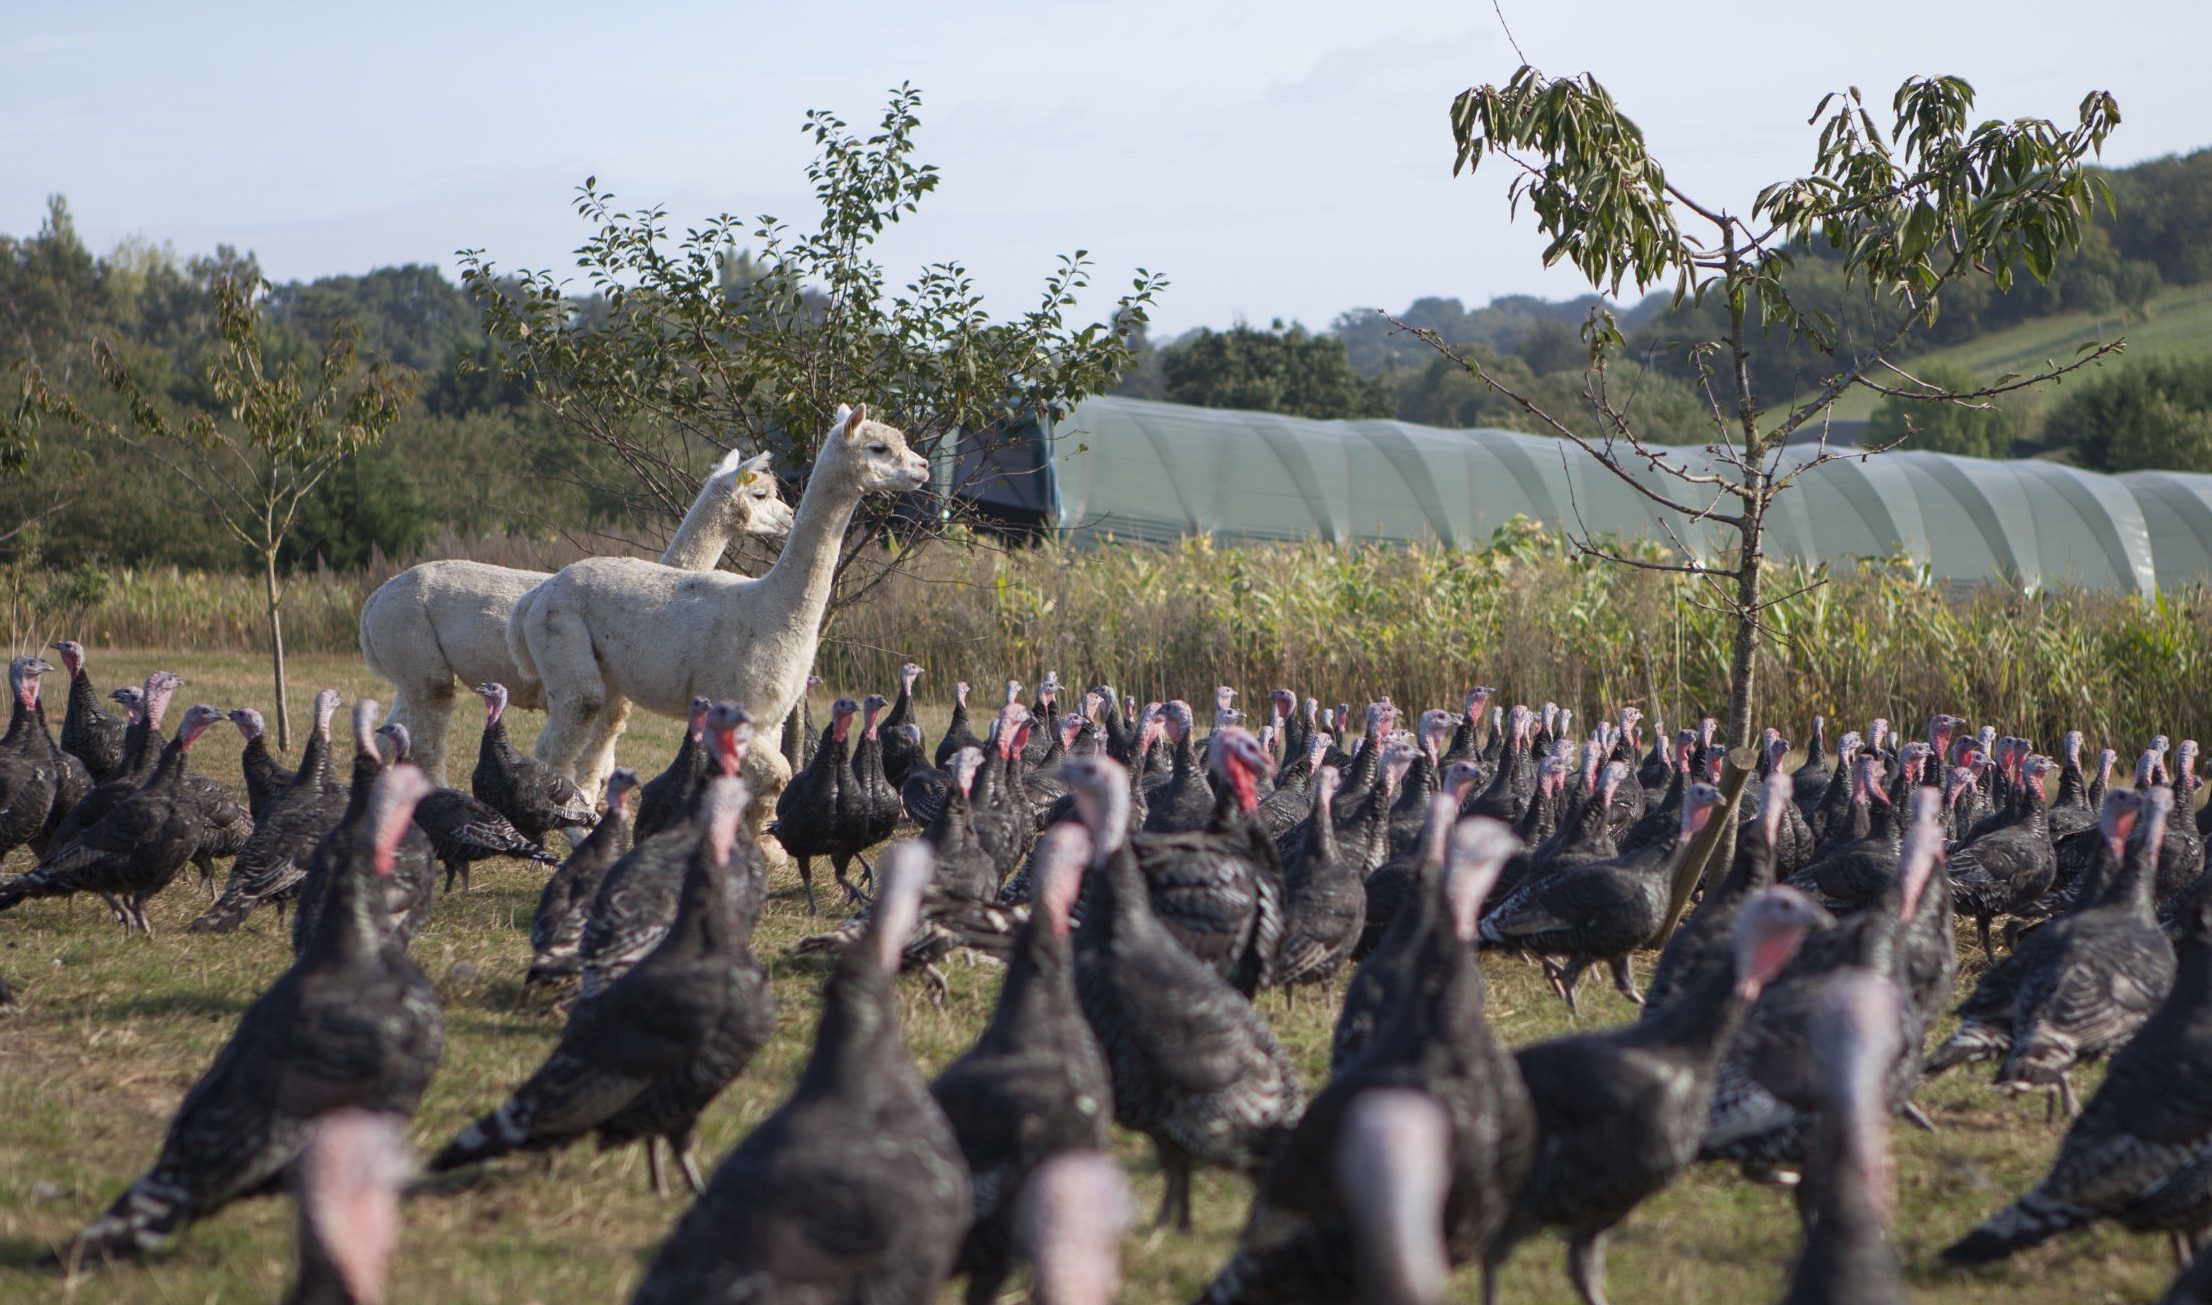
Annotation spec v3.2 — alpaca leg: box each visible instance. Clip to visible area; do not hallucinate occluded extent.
[389,678,457,788]
[577,696,633,805]
[523,607,613,782]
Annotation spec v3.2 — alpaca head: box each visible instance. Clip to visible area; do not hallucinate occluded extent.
[704,449,795,539]
[822,403,930,494]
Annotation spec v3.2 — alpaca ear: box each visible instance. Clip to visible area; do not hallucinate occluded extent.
[831,403,853,432]
[844,404,868,438]
[711,447,746,478]
[739,452,773,484]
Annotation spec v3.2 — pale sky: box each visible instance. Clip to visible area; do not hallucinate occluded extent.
[6,0,2206,336]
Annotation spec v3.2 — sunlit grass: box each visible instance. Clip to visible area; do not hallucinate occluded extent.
[0,649,2180,1301]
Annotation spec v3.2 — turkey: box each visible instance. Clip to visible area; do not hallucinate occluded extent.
[1927,788,2172,1117]
[432,776,769,1196]
[1012,1151,1132,1305]
[1333,790,1461,1073]
[1479,781,1724,1012]
[629,842,969,1304]
[1257,730,1332,837]
[1789,751,1909,914]
[468,681,597,845]
[881,661,927,789]
[2047,729,2096,843]
[1432,685,1489,766]
[231,706,298,820]
[1484,887,1831,1305]
[527,768,639,994]
[931,824,1113,1305]
[1143,699,1217,834]
[1272,765,1365,995]
[632,696,710,844]
[1203,817,1530,1302]
[1355,760,1484,956]
[286,1109,410,1305]
[189,695,351,934]
[1642,768,1794,1021]
[53,765,443,1266]
[0,657,78,861]
[377,723,558,892]
[1943,808,2212,1269]
[50,640,128,782]
[1702,789,1946,1180]
[290,701,439,957]
[1126,725,1287,998]
[1,702,230,934]
[576,705,753,998]
[841,690,907,895]
[1064,753,1302,1231]
[1021,671,1066,767]
[1779,970,1910,1305]
[43,670,178,857]
[1791,714,1831,815]
[935,678,986,768]
[1201,1088,1461,1305]
[1948,752,2058,957]
[775,694,860,912]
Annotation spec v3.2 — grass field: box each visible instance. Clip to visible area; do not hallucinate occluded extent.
[1817,281,2212,423]
[0,650,2183,1302]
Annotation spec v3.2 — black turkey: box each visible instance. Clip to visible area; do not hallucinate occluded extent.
[1064,753,1302,1231]
[931,824,1113,1304]
[50,640,127,782]
[286,1109,410,1305]
[1943,841,2212,1269]
[1927,787,2172,1117]
[576,705,753,998]
[528,768,639,994]
[1,702,230,934]
[1205,816,1531,1302]
[290,701,439,957]
[377,722,557,893]
[190,697,351,934]
[1484,886,1831,1305]
[231,704,299,821]
[54,765,443,1266]
[1779,970,1910,1305]
[432,776,769,1195]
[469,681,596,845]
[633,696,710,844]
[629,842,969,1303]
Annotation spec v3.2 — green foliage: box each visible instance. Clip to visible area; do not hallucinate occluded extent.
[2049,355,2212,471]
[461,84,1164,598]
[1392,348,1714,443]
[1159,320,1390,420]
[1865,360,2020,457]
[2105,147,2212,286]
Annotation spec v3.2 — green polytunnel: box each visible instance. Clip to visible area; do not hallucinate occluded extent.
[954,396,2212,595]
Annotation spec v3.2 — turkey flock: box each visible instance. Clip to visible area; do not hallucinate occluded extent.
[5,642,2212,1303]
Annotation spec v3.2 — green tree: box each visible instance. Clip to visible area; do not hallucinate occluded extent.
[1865,360,2021,458]
[2049,356,2212,471]
[461,84,1164,605]
[1160,320,1391,420]
[37,276,411,745]
[1419,68,2121,766]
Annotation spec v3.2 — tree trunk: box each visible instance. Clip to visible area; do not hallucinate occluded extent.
[264,553,291,752]
[1723,503,1765,753]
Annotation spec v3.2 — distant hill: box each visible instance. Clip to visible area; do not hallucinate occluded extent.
[1818,281,2212,423]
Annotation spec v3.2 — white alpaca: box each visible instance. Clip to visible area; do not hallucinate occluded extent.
[509,404,928,807]
[358,450,792,785]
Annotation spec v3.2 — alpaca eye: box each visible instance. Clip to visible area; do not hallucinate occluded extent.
[868,443,887,454]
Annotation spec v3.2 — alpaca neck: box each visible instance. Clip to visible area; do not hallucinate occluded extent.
[750,453,862,628]
[658,489,738,570]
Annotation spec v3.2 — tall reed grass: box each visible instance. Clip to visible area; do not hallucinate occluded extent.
[15,521,2211,750]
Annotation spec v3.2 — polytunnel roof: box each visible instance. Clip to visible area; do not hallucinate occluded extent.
[955,396,2212,595]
